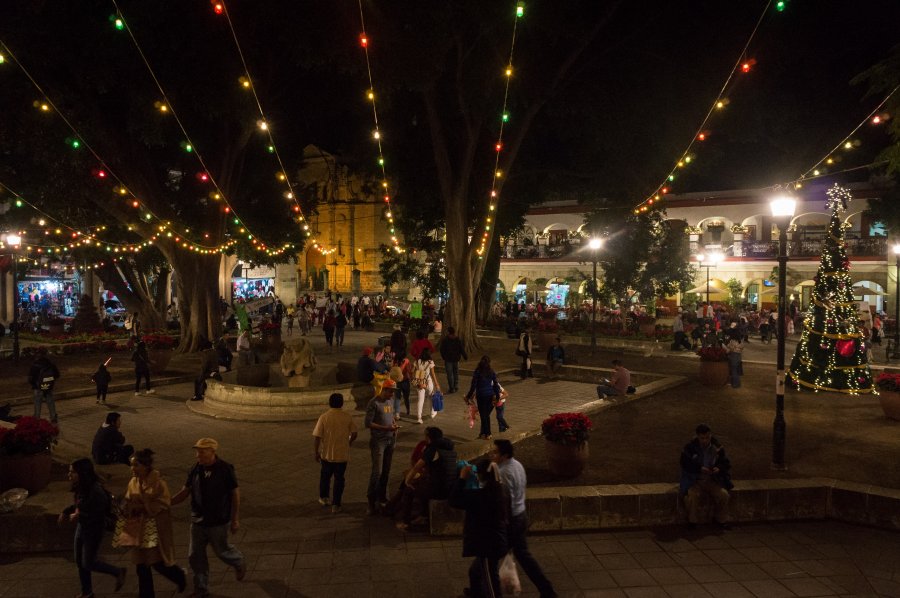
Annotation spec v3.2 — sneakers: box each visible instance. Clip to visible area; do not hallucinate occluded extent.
[430,410,437,419]
[317,497,330,506]
[145,389,155,395]
[331,505,342,514]
[416,419,424,424]
[134,392,140,396]
[395,521,409,532]
[234,561,247,581]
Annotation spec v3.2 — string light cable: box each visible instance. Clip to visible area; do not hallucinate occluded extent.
[110,1,287,255]
[0,38,223,253]
[356,0,405,253]
[475,1,525,258]
[789,84,899,188]
[633,0,773,214]
[214,0,312,239]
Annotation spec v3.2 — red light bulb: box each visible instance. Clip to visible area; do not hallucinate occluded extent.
[213,3,223,14]
[96,169,107,178]
[359,33,368,47]
[495,142,503,152]
[697,133,706,141]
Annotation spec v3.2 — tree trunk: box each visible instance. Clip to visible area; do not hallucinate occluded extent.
[95,263,165,333]
[475,235,502,323]
[171,252,222,352]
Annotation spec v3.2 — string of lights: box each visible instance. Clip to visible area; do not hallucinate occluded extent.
[355,0,405,254]
[788,84,898,189]
[214,0,312,239]
[475,1,525,258]
[110,1,292,257]
[633,0,773,214]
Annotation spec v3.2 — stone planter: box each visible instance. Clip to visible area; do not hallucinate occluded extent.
[545,440,589,478]
[698,360,729,387]
[48,324,65,336]
[878,389,900,421]
[0,449,52,494]
[639,323,657,337]
[147,349,173,375]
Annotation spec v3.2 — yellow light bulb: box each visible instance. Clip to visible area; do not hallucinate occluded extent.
[373,131,380,139]
[367,90,375,100]
[505,67,512,77]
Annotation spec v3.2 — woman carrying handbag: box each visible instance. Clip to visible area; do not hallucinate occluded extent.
[121,449,186,598]
[412,348,441,424]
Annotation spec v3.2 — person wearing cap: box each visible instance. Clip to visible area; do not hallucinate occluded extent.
[313,393,358,514]
[364,379,399,515]
[171,438,246,597]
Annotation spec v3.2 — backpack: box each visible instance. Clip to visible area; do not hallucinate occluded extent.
[413,360,429,389]
[38,362,57,391]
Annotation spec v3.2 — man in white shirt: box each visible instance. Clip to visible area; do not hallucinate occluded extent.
[491,440,557,598]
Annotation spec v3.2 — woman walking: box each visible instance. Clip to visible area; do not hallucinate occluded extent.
[448,458,509,597]
[466,356,501,440]
[125,449,186,598]
[61,458,127,598]
[412,349,441,424]
[322,310,337,351]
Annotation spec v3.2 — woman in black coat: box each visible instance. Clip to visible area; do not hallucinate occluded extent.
[60,458,126,597]
[449,458,509,597]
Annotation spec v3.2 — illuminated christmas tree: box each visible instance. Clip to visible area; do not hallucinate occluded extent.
[788,185,873,394]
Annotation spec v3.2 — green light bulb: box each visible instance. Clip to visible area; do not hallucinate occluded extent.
[516,3,524,17]
[378,157,384,166]
[502,113,509,122]
[185,144,193,153]
[267,145,275,153]
[15,199,23,207]
[114,18,124,30]
[775,0,786,11]
[234,218,239,224]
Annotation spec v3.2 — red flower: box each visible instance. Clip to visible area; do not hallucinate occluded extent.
[541,412,592,445]
[0,416,59,456]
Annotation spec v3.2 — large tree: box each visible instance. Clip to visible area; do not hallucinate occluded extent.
[0,1,313,349]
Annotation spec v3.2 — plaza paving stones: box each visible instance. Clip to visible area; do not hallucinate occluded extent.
[4,331,900,596]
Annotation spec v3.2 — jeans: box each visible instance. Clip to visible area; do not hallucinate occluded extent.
[508,513,556,596]
[728,352,743,388]
[671,331,692,351]
[136,561,185,598]
[445,360,459,392]
[335,327,345,346]
[468,556,501,598]
[75,523,120,595]
[324,329,334,345]
[476,395,494,437]
[96,384,108,402]
[496,404,509,431]
[398,379,411,414]
[367,437,395,505]
[319,460,348,506]
[33,389,57,422]
[596,384,620,398]
[189,523,245,592]
[135,369,151,393]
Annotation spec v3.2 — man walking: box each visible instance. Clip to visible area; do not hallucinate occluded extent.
[439,326,467,393]
[680,423,733,530]
[313,393,358,514]
[491,439,557,598]
[29,349,60,423]
[365,379,399,515]
[171,438,246,598]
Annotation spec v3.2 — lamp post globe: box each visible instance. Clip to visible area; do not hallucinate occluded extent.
[769,194,796,470]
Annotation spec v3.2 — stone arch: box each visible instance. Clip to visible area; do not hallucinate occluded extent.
[696,216,735,249]
[853,279,886,313]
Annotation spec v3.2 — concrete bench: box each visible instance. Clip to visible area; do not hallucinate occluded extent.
[429,478,900,535]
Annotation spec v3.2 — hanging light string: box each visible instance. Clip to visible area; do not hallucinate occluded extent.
[215,0,311,237]
[788,84,899,188]
[474,1,525,258]
[110,1,286,256]
[633,0,772,214]
[355,0,404,253]
[0,38,230,254]
[0,179,140,251]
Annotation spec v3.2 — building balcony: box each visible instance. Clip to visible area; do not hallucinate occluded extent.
[735,237,887,259]
[503,243,579,260]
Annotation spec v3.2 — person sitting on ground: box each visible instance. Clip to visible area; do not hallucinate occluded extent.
[545,337,565,379]
[91,412,134,465]
[595,359,631,400]
[679,423,733,530]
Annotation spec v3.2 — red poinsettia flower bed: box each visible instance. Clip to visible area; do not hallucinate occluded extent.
[541,412,593,445]
[0,416,60,456]
[696,346,729,362]
[875,372,900,392]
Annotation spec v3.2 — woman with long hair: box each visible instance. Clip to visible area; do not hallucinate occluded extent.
[60,458,126,598]
[449,458,509,597]
[125,449,186,597]
[467,356,501,439]
[412,348,441,424]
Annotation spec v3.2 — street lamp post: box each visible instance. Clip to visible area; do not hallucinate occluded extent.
[893,243,900,360]
[5,234,22,362]
[588,238,603,354]
[770,195,796,470]
[696,252,723,308]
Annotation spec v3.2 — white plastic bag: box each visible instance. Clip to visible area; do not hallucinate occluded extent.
[499,553,521,595]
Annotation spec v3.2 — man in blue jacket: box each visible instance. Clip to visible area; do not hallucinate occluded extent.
[680,423,733,529]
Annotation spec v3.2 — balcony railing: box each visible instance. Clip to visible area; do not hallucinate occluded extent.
[738,237,887,259]
[504,243,578,259]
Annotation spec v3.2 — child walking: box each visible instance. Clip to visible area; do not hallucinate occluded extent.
[91,360,112,404]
